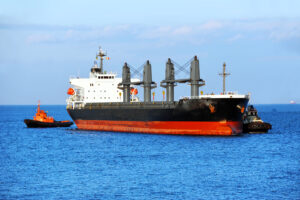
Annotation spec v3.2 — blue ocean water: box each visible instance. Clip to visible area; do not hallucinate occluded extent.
[0,105,299,200]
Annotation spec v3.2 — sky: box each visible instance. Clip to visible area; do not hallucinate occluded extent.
[0,0,300,104]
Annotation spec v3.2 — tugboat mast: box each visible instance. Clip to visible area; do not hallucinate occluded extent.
[219,62,230,94]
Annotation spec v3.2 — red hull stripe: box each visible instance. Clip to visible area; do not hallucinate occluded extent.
[74,120,243,136]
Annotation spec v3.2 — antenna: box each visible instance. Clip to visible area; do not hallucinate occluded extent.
[96,46,107,73]
[219,62,230,94]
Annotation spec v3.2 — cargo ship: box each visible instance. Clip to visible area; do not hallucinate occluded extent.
[66,47,249,135]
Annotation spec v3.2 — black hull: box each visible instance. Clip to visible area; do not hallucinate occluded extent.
[67,98,249,135]
[24,119,73,128]
[243,122,272,133]
[68,98,249,122]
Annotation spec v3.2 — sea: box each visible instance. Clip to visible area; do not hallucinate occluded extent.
[0,105,299,200]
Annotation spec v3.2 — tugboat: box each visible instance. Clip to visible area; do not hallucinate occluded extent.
[243,105,272,133]
[24,101,73,128]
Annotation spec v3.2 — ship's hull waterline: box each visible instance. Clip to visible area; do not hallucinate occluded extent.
[67,98,249,136]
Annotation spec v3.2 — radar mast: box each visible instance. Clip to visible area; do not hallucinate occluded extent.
[96,46,107,74]
[219,62,230,94]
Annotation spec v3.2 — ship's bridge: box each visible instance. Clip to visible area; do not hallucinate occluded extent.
[67,47,140,107]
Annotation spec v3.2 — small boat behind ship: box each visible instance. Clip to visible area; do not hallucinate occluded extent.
[24,102,73,128]
[243,105,271,133]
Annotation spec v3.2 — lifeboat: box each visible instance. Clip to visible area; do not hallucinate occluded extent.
[24,101,73,128]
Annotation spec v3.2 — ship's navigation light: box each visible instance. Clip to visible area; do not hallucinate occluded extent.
[98,46,107,57]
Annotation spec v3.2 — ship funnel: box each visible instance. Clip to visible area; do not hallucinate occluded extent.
[119,62,131,103]
[160,58,176,102]
[190,56,204,97]
[143,60,157,102]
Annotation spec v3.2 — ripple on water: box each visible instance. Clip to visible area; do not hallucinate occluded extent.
[0,105,299,199]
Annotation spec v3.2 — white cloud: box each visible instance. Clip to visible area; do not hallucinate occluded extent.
[227,34,243,42]
[26,33,55,44]
[269,26,300,40]
[172,26,192,36]
[199,20,224,31]
[138,26,172,39]
[22,19,300,45]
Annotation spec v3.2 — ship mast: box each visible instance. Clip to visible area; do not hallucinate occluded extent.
[37,100,40,113]
[96,46,107,74]
[219,62,230,94]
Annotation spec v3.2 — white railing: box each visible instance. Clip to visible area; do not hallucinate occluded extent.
[180,93,250,100]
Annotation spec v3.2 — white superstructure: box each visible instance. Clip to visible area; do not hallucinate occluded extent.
[67,47,140,106]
